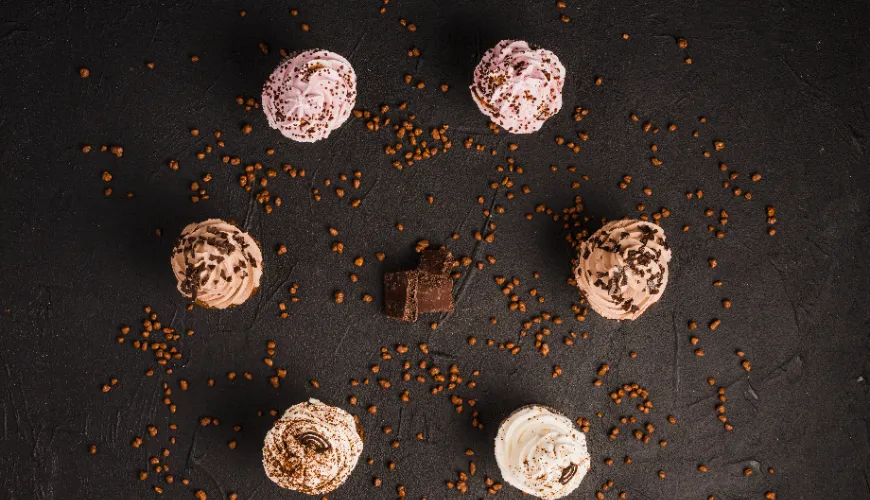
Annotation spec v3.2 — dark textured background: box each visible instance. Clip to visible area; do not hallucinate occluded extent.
[0,1,868,499]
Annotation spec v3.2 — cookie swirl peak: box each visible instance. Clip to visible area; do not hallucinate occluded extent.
[495,405,590,499]
[573,219,671,320]
[263,399,363,495]
[470,40,565,134]
[170,219,263,309]
[262,49,357,142]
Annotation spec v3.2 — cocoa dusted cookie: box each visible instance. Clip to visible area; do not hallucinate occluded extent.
[263,399,363,495]
[495,405,590,499]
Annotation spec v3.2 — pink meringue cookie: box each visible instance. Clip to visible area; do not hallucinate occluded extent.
[470,40,565,134]
[262,49,357,142]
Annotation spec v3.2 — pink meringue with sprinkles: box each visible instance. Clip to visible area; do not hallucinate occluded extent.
[262,49,357,142]
[470,40,565,134]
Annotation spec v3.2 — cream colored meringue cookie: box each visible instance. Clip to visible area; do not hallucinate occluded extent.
[262,49,357,142]
[263,399,363,495]
[573,219,671,321]
[470,40,565,134]
[170,219,263,309]
[495,405,590,499]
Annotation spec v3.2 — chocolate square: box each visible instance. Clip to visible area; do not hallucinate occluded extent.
[417,272,454,313]
[384,270,419,322]
[418,248,454,275]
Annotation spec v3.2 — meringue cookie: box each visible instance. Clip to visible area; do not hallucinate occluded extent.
[495,405,590,499]
[470,40,565,134]
[263,399,363,495]
[170,219,263,309]
[573,219,672,321]
[262,49,357,142]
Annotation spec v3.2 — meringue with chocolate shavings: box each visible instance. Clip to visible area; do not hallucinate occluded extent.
[170,219,263,309]
[573,219,671,320]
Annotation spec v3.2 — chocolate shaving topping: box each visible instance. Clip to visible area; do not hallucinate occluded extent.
[559,463,578,484]
[296,432,331,453]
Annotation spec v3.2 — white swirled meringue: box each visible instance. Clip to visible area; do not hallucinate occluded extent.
[470,40,565,134]
[263,399,363,495]
[573,219,672,321]
[495,405,590,499]
[262,49,357,142]
[170,219,263,309]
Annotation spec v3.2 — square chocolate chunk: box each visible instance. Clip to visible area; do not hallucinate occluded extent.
[384,270,419,322]
[417,272,455,313]
[418,248,454,275]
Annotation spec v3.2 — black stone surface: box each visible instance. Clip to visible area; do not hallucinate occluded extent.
[0,1,868,499]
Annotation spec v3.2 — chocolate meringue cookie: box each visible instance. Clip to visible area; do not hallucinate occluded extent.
[262,49,357,142]
[170,219,263,309]
[495,405,590,499]
[263,399,363,495]
[470,40,565,134]
[573,219,671,321]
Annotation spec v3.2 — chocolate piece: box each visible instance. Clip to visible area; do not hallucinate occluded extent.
[384,246,457,321]
[384,271,419,322]
[417,272,454,313]
[418,248,454,275]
